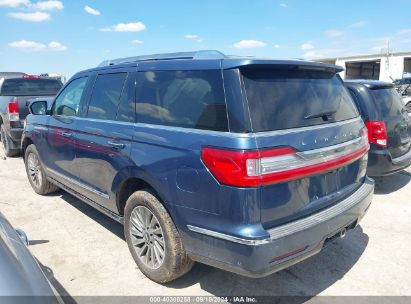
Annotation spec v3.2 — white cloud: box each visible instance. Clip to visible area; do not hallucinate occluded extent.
[131,39,143,44]
[8,40,46,51]
[30,0,63,11]
[8,11,50,22]
[280,3,287,8]
[84,5,100,16]
[48,41,67,51]
[273,44,280,49]
[397,28,411,36]
[100,22,146,32]
[233,39,266,49]
[0,0,28,7]
[301,42,314,50]
[303,48,346,59]
[325,29,345,38]
[8,39,67,51]
[348,21,368,29]
[184,34,198,39]
[184,34,202,42]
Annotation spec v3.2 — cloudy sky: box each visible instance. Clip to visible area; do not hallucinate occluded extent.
[1,0,411,78]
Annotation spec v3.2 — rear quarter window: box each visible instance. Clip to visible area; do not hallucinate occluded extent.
[135,70,228,131]
[242,68,358,132]
[1,78,62,96]
[370,88,404,118]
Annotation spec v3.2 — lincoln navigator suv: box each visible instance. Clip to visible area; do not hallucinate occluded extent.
[22,51,374,283]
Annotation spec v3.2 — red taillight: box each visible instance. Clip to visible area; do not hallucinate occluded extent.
[7,98,20,121]
[23,74,40,79]
[202,130,370,187]
[365,121,387,148]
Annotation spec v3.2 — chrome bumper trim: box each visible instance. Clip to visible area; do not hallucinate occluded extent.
[187,178,374,246]
[187,225,270,246]
[268,179,374,240]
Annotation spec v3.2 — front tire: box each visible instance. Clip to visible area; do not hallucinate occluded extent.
[1,125,19,157]
[124,189,194,283]
[24,144,59,195]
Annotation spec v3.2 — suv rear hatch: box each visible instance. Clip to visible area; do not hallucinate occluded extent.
[369,87,411,158]
[240,66,369,228]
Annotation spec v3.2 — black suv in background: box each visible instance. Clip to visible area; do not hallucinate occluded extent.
[0,75,63,156]
[345,80,411,176]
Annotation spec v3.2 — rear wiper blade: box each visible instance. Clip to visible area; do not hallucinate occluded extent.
[304,110,337,120]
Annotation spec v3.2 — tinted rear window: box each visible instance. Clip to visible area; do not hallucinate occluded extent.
[135,70,228,131]
[242,69,358,132]
[87,73,128,121]
[1,78,62,96]
[370,88,404,117]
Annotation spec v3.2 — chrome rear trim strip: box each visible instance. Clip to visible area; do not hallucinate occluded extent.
[187,225,270,246]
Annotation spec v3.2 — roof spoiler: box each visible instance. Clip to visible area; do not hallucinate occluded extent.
[98,50,226,67]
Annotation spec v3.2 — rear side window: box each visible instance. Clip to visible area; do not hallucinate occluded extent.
[242,69,358,132]
[1,79,62,96]
[135,70,228,131]
[87,73,127,120]
[370,88,404,117]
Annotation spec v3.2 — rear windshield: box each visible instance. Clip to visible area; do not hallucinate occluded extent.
[1,78,63,96]
[242,68,358,132]
[370,88,404,117]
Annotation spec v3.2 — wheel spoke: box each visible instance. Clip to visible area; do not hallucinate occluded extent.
[153,235,164,247]
[154,241,164,258]
[131,237,145,246]
[130,226,143,238]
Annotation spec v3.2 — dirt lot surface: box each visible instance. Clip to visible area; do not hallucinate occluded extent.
[1,155,411,301]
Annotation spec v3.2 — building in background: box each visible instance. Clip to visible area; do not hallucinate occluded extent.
[317,50,411,82]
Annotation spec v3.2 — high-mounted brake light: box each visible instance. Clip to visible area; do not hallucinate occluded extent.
[365,121,387,148]
[7,98,20,122]
[202,130,370,187]
[22,74,40,79]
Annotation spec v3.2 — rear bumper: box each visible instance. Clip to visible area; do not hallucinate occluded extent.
[367,148,411,176]
[186,177,374,278]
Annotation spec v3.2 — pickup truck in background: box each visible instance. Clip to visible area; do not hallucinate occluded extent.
[0,75,63,156]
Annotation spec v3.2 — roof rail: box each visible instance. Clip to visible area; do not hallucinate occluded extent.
[98,50,226,67]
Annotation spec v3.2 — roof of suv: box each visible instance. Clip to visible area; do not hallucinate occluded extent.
[344,79,394,89]
[75,50,344,77]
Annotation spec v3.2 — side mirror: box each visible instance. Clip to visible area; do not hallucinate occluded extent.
[29,100,48,115]
[15,229,29,246]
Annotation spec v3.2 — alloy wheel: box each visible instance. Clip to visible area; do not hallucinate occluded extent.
[129,206,165,269]
[27,152,43,188]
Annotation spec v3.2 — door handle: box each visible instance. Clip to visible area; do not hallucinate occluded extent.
[107,141,125,150]
[61,131,72,138]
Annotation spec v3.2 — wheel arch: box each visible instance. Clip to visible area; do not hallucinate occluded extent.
[115,174,169,216]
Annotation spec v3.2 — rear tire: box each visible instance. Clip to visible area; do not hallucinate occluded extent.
[124,189,194,283]
[406,101,411,114]
[1,125,19,157]
[24,144,59,195]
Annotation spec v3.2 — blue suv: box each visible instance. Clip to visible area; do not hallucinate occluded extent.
[23,51,374,283]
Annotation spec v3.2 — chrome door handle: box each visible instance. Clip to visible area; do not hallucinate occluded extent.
[107,141,125,150]
[61,131,72,138]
